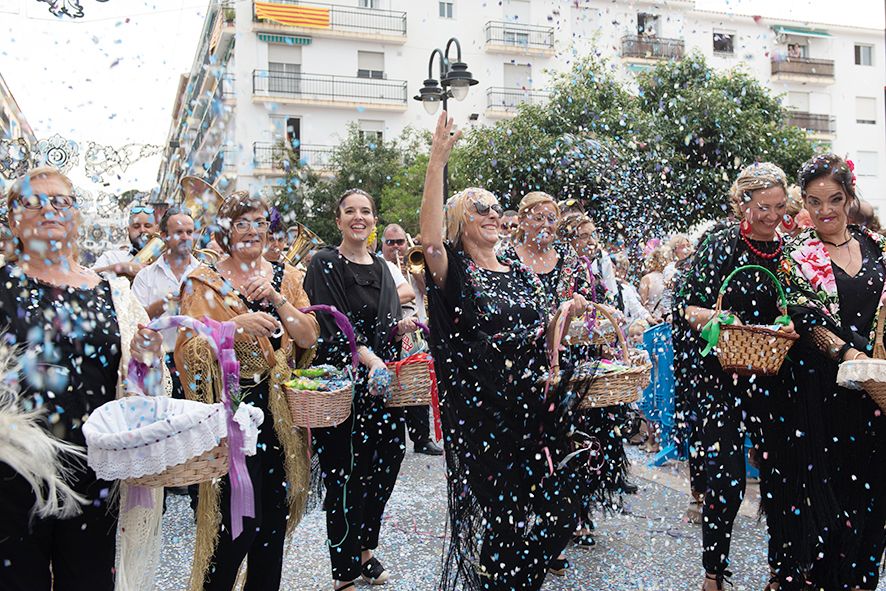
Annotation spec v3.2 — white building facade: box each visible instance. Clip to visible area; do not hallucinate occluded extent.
[156,0,885,207]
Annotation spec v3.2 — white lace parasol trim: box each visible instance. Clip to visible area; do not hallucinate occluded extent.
[836,359,886,391]
[83,397,264,481]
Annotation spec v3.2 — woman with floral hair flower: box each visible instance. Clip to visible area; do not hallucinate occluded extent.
[420,112,590,591]
[677,162,816,591]
[782,153,886,590]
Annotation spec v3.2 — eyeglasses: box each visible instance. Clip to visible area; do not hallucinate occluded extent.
[471,201,504,217]
[500,224,518,231]
[232,219,270,232]
[16,193,76,211]
[527,213,559,225]
[384,238,406,246]
[576,232,596,241]
[130,205,154,215]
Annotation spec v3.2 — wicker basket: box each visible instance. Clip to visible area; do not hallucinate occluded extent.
[565,314,617,346]
[837,306,886,413]
[706,265,798,376]
[548,303,651,408]
[386,322,435,408]
[286,305,357,429]
[127,439,229,488]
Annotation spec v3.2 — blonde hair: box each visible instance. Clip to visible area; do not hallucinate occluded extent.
[668,234,690,253]
[644,246,669,274]
[516,191,559,243]
[729,162,789,216]
[786,184,803,216]
[6,166,74,210]
[445,187,498,245]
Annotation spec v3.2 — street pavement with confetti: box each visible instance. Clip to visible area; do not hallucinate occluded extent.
[155,448,770,591]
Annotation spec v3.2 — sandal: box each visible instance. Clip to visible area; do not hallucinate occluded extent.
[703,571,733,591]
[335,583,355,591]
[361,556,390,585]
[548,556,569,576]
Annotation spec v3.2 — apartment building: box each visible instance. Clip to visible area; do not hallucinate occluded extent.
[0,71,36,147]
[155,0,885,206]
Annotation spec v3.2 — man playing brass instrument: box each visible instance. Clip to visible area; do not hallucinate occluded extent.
[92,203,156,279]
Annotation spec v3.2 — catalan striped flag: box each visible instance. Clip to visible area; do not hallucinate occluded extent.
[254,2,331,29]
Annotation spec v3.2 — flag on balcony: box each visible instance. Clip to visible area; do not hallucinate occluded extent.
[255,2,331,29]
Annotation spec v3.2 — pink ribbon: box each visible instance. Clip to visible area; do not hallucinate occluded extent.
[124,315,255,541]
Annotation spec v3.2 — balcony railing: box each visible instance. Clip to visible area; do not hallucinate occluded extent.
[486,87,548,112]
[253,0,406,37]
[620,35,685,60]
[253,142,335,170]
[771,57,835,79]
[787,111,836,134]
[221,74,235,100]
[484,21,554,50]
[253,70,407,105]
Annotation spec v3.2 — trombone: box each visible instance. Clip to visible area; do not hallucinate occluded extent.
[133,175,224,266]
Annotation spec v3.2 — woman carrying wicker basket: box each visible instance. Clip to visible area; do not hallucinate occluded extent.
[781,154,886,590]
[174,192,320,591]
[303,188,418,591]
[421,112,590,591]
[0,167,169,590]
[677,163,812,591]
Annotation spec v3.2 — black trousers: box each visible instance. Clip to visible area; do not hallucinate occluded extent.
[404,405,431,446]
[313,395,406,581]
[203,408,288,590]
[0,463,118,591]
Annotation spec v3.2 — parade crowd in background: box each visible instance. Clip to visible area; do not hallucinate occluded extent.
[0,111,883,591]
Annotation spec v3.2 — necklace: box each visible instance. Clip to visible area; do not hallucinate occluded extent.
[821,233,852,247]
[740,233,783,260]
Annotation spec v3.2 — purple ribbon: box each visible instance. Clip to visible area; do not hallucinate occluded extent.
[298,305,359,370]
[123,316,255,541]
[386,320,430,347]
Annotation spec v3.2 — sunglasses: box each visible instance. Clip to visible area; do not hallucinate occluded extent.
[16,193,76,211]
[384,238,406,246]
[130,205,154,215]
[471,201,504,217]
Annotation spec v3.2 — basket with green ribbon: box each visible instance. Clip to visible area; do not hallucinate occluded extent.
[700,264,798,376]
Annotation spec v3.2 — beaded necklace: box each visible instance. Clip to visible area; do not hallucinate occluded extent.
[740,233,783,260]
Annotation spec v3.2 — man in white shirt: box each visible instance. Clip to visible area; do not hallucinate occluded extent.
[93,204,158,279]
[132,207,200,398]
[380,224,442,456]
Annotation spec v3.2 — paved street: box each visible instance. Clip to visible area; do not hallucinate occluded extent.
[155,447,770,591]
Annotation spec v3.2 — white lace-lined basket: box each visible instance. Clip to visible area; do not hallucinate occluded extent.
[837,306,886,413]
[84,397,264,487]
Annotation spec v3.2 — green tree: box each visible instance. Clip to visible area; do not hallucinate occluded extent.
[378,153,428,236]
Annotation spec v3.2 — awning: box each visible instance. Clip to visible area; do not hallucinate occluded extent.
[258,33,312,45]
[772,25,831,38]
[255,2,330,29]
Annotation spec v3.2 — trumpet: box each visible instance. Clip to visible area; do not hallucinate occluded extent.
[404,246,424,275]
[282,223,324,267]
[133,175,224,266]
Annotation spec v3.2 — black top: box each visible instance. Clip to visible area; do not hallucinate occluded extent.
[230,262,285,351]
[0,264,121,448]
[833,227,886,349]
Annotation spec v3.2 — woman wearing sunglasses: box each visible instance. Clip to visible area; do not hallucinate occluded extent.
[304,188,418,591]
[421,112,589,591]
[0,167,168,590]
[175,192,320,591]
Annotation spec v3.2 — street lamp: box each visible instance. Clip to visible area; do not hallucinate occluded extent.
[414,37,478,196]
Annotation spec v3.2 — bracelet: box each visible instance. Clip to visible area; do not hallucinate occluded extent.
[854,351,868,360]
[273,295,288,309]
[836,342,853,362]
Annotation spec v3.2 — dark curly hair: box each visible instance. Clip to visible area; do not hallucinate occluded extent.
[798,153,857,202]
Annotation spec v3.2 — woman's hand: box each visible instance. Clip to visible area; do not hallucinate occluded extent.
[366,358,391,398]
[777,319,798,339]
[843,348,869,362]
[241,274,279,305]
[233,311,281,338]
[396,317,419,337]
[428,111,462,167]
[566,293,590,319]
[131,324,163,366]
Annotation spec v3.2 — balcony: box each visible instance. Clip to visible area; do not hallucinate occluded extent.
[620,35,685,62]
[220,74,235,104]
[486,87,549,119]
[771,57,835,84]
[253,142,335,174]
[252,1,406,44]
[252,70,407,110]
[786,110,836,137]
[484,21,555,56]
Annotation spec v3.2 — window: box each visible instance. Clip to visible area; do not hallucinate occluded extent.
[503,30,530,46]
[285,117,300,148]
[856,96,877,125]
[855,151,878,176]
[787,43,808,58]
[713,32,734,54]
[439,1,453,18]
[638,12,660,37]
[268,62,301,93]
[787,91,810,112]
[855,44,873,66]
[359,120,384,143]
[357,51,384,79]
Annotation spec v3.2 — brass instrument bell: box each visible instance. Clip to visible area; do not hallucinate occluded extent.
[404,246,424,275]
[282,223,324,267]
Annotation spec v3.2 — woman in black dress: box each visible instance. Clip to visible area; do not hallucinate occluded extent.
[304,189,418,591]
[420,113,590,591]
[677,162,815,590]
[782,154,886,590]
[0,166,166,591]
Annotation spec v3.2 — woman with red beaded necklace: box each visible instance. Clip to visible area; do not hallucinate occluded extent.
[677,163,810,591]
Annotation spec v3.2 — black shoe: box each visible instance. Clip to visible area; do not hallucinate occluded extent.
[361,556,390,585]
[414,441,444,456]
[573,533,596,549]
[617,478,639,495]
[548,556,569,576]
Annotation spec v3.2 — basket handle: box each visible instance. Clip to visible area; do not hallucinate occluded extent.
[874,304,886,360]
[299,305,359,370]
[701,264,791,357]
[549,302,629,371]
[387,320,430,345]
